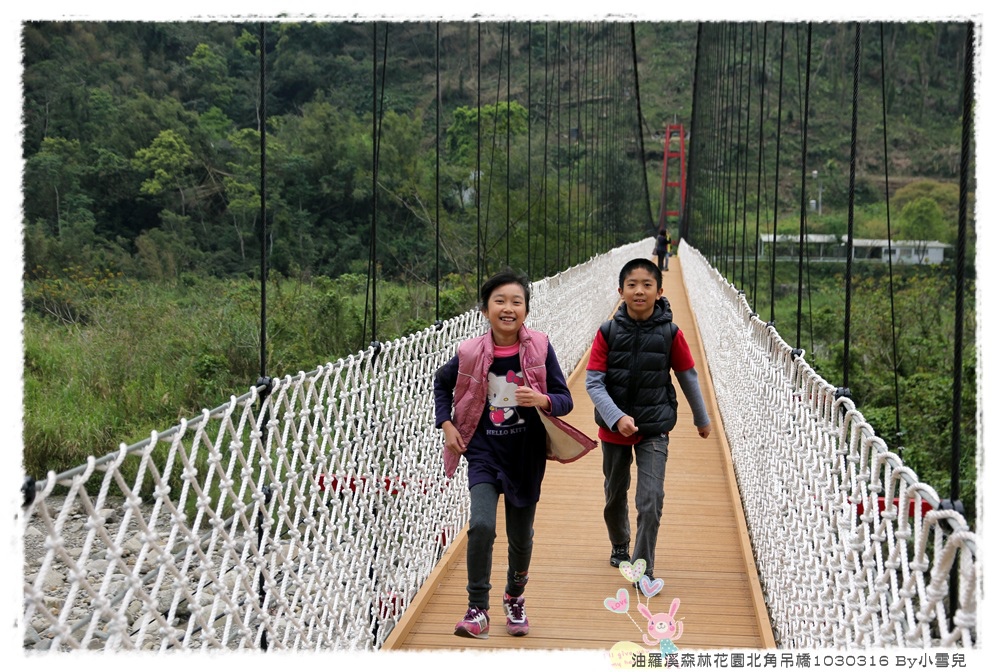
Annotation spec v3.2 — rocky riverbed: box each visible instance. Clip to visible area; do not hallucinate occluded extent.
[20,494,260,651]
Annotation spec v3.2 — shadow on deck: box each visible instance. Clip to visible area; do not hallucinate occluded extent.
[384,254,775,653]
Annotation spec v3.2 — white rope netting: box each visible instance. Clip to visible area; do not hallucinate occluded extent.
[21,240,648,652]
[679,240,978,649]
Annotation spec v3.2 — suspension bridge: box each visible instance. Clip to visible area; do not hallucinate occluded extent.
[16,18,979,661]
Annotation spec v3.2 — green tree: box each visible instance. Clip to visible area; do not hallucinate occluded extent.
[23,136,85,237]
[898,197,948,263]
[132,129,196,216]
[185,43,234,112]
[446,102,529,166]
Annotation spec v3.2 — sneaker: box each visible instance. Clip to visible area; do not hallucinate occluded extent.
[454,607,490,639]
[503,593,529,636]
[610,542,630,568]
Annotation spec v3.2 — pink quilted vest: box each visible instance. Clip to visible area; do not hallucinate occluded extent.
[442,325,596,477]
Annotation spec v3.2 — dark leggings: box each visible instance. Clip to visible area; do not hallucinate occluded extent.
[465,482,535,610]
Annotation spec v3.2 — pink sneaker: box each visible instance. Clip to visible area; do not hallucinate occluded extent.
[454,607,490,639]
[503,593,529,636]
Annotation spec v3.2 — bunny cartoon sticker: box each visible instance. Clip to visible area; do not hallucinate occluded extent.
[604,557,685,666]
[637,598,683,654]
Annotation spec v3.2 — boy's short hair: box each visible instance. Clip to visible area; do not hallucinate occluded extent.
[619,258,662,290]
[480,268,531,314]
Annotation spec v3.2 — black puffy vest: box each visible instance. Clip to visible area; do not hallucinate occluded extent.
[594,297,678,436]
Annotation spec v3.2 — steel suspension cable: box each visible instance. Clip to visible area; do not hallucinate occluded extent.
[583,23,590,256]
[481,23,506,273]
[556,22,562,268]
[682,22,705,243]
[768,24,786,324]
[739,23,753,288]
[794,24,812,351]
[543,23,550,275]
[703,26,720,262]
[715,25,729,268]
[841,23,862,400]
[435,22,441,322]
[718,25,732,271]
[363,22,389,351]
[878,23,903,452]
[731,23,747,282]
[476,23,482,290]
[257,22,268,382]
[751,22,768,312]
[255,26,272,649]
[506,20,511,267]
[527,22,532,277]
[566,23,580,266]
[950,21,974,507]
[630,23,655,236]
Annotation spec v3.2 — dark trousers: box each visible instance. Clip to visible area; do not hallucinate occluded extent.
[602,434,669,575]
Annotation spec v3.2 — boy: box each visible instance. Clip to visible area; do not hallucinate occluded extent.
[585,258,711,580]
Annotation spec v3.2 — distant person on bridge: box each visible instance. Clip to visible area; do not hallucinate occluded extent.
[434,269,594,640]
[654,229,672,271]
[586,258,711,583]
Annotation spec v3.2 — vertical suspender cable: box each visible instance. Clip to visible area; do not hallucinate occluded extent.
[730,24,745,281]
[255,22,271,652]
[366,22,376,347]
[581,23,588,256]
[841,23,862,399]
[506,20,511,267]
[587,23,593,252]
[257,22,268,382]
[527,22,532,277]
[630,23,655,236]
[365,24,389,639]
[601,25,608,248]
[768,24,786,325]
[794,24,812,351]
[950,21,974,508]
[483,24,505,272]
[878,23,903,452]
[576,24,583,261]
[751,22,768,312]
[942,21,975,625]
[365,22,389,351]
[713,26,728,270]
[711,25,722,261]
[739,23,753,288]
[718,26,729,265]
[543,23,550,276]
[556,22,562,268]
[476,23,482,290]
[567,23,574,266]
[682,23,704,244]
[435,22,441,322]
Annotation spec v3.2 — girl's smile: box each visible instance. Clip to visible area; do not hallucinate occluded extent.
[483,282,527,346]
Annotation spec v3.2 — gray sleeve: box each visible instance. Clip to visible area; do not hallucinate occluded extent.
[675,367,710,428]
[586,368,625,431]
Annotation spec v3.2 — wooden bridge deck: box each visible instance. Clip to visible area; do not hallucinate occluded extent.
[383,254,775,653]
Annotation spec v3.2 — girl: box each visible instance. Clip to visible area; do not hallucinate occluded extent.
[433,269,594,638]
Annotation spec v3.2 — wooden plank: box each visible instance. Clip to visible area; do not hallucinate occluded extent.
[385,254,776,651]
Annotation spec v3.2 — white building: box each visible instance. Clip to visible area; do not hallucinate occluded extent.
[758,234,950,265]
[847,238,949,265]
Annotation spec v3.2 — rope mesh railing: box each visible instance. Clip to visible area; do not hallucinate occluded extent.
[21,239,648,652]
[679,239,978,649]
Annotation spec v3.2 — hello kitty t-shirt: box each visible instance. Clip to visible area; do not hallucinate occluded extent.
[463,344,547,506]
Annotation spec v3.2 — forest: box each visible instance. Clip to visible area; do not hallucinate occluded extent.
[19,20,977,521]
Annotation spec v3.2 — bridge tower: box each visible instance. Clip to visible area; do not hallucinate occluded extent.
[656,122,686,236]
